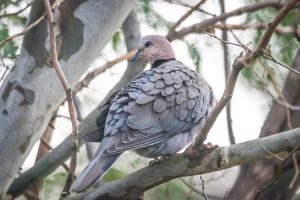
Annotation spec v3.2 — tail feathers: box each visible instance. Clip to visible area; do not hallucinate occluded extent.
[70,154,120,192]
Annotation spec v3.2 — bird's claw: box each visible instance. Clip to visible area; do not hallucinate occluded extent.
[149,155,170,165]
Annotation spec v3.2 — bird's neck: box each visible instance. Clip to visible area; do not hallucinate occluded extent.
[151,58,176,69]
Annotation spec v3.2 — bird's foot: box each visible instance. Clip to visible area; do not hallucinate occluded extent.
[185,142,218,155]
[149,155,170,165]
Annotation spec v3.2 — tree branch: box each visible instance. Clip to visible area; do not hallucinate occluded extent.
[168,0,206,34]
[167,0,299,41]
[0,3,32,19]
[0,0,60,47]
[213,23,300,37]
[219,0,235,145]
[43,0,78,196]
[192,0,298,149]
[65,128,300,200]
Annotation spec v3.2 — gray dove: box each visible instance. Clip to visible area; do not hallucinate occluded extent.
[70,35,216,192]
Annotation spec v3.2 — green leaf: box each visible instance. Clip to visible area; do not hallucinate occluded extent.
[112,31,121,51]
[0,25,18,58]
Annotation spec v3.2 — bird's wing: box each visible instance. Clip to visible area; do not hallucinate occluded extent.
[101,60,215,155]
[83,90,120,142]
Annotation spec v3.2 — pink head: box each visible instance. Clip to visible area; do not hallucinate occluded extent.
[131,35,175,65]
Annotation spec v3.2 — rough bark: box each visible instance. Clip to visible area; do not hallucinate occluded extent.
[227,50,300,200]
[7,9,146,198]
[0,0,136,196]
[64,128,300,200]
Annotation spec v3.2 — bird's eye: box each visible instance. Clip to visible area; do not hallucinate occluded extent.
[145,41,153,48]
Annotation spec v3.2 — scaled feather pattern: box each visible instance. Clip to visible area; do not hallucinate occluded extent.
[71,35,216,192]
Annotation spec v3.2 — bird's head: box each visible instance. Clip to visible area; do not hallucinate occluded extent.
[131,35,175,65]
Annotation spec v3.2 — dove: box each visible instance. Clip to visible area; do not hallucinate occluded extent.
[70,35,216,192]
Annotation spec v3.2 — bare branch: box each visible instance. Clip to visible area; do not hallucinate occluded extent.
[219,0,235,145]
[167,0,298,41]
[261,51,300,77]
[256,144,300,199]
[213,23,300,37]
[42,0,78,197]
[192,0,299,149]
[168,0,206,34]
[289,153,300,189]
[0,3,32,19]
[73,50,136,94]
[40,138,70,172]
[258,141,284,161]
[0,0,60,47]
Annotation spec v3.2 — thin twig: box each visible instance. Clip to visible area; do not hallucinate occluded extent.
[219,0,235,145]
[40,138,70,172]
[168,0,206,34]
[258,141,284,161]
[256,143,300,199]
[0,3,32,19]
[73,50,136,94]
[184,188,193,200]
[257,59,300,128]
[289,153,299,189]
[42,0,78,197]
[192,0,299,149]
[213,23,300,37]
[261,51,300,77]
[251,65,300,111]
[0,0,60,47]
[167,1,298,40]
[0,55,9,82]
[204,31,249,51]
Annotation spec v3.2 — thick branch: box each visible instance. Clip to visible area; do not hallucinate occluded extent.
[65,128,300,200]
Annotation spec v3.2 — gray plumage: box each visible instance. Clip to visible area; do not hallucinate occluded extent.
[70,35,216,192]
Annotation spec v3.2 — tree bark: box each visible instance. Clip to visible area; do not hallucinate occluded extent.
[227,50,300,200]
[0,0,136,196]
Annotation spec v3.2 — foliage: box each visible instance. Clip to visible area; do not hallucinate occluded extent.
[42,171,67,200]
[0,24,18,59]
[185,40,201,73]
[242,2,299,90]
[0,0,28,59]
[137,0,172,30]
[111,31,122,51]
[103,168,125,182]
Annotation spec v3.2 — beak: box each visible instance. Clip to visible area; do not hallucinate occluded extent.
[130,49,142,63]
